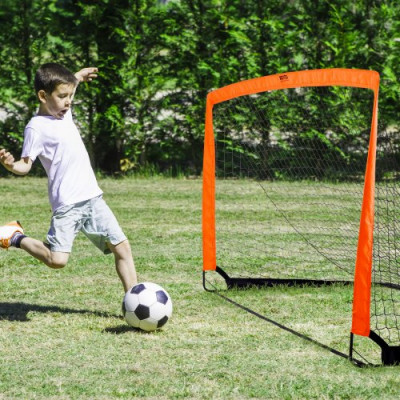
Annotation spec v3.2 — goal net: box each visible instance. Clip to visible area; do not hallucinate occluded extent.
[202,69,400,365]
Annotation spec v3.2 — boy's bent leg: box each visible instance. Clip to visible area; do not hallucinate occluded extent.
[107,240,137,293]
[20,237,69,269]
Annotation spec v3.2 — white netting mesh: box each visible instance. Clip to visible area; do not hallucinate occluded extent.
[212,85,400,346]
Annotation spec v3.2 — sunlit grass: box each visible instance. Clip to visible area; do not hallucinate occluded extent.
[1,176,399,399]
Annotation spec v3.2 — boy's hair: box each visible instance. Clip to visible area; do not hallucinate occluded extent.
[34,63,78,95]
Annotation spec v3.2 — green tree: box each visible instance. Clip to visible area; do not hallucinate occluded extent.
[0,0,57,165]
[0,0,399,175]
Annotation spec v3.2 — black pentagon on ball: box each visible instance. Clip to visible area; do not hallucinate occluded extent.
[157,315,169,328]
[130,283,146,294]
[135,304,150,320]
[121,300,126,317]
[156,290,169,305]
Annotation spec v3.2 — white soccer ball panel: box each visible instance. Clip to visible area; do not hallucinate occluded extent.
[137,289,158,307]
[139,318,159,332]
[123,291,140,312]
[149,302,169,321]
[124,310,141,328]
[141,282,164,292]
[164,298,173,316]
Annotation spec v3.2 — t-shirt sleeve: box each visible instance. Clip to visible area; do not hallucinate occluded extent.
[21,127,43,162]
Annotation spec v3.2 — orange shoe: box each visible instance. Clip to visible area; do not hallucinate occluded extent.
[0,221,24,249]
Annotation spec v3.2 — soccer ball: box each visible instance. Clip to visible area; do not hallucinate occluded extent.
[122,282,173,332]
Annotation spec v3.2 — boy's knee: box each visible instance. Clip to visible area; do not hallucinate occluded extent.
[48,252,69,269]
[109,240,131,258]
[49,261,67,269]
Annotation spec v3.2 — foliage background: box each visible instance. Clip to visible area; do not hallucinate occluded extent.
[0,0,400,175]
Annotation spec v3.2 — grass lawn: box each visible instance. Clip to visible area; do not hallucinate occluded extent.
[1,176,400,399]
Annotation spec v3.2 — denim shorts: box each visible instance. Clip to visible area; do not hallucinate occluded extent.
[47,195,127,254]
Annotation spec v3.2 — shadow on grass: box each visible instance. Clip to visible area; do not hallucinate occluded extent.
[0,302,152,335]
[104,325,144,334]
[0,301,121,322]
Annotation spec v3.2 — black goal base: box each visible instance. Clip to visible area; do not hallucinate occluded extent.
[369,331,400,366]
[382,346,400,366]
[203,266,353,290]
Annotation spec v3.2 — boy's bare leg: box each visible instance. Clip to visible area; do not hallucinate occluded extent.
[108,240,137,292]
[20,237,69,269]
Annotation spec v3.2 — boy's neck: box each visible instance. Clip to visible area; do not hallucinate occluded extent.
[37,104,51,116]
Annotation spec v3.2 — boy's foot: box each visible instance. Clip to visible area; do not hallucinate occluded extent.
[0,221,24,249]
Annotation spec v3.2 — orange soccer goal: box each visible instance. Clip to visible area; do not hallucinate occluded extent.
[202,69,400,365]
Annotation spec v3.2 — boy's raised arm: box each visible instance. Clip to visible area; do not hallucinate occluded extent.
[0,149,32,176]
[74,67,98,83]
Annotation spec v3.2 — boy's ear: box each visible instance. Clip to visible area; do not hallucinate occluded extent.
[38,90,47,104]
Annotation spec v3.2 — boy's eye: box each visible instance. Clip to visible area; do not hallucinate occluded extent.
[58,92,74,100]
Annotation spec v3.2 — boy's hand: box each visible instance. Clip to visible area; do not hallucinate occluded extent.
[0,148,15,170]
[0,149,32,175]
[75,67,98,83]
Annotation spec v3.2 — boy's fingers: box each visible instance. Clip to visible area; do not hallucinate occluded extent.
[85,67,97,74]
[89,68,98,76]
[1,152,13,161]
[83,68,98,81]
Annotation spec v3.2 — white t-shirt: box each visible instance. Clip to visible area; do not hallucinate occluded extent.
[22,110,103,212]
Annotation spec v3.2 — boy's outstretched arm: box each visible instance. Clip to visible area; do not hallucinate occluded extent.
[0,149,32,176]
[74,67,98,83]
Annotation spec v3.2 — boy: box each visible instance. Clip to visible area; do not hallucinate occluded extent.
[0,63,137,293]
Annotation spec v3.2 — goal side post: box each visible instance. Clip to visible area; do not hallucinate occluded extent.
[351,82,379,338]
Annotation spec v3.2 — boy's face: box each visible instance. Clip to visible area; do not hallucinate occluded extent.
[38,83,76,119]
